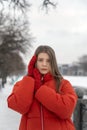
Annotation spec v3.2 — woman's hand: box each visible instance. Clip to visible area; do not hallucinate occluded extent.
[28,56,43,92]
[28,55,37,76]
[43,72,53,83]
[33,68,42,91]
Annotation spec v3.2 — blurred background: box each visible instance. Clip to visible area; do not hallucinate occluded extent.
[0,0,87,130]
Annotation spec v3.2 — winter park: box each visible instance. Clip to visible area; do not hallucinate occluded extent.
[0,0,87,130]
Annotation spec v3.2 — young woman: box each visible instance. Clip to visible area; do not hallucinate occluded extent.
[7,45,77,130]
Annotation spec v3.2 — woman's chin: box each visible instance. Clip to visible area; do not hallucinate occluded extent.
[40,71,48,75]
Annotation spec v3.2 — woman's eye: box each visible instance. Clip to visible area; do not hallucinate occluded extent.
[47,59,50,62]
[37,59,50,63]
[38,59,43,62]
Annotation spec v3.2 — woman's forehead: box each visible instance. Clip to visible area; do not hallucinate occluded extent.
[37,52,49,58]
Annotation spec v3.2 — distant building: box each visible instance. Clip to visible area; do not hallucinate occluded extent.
[59,63,85,76]
[59,64,70,75]
[69,63,84,76]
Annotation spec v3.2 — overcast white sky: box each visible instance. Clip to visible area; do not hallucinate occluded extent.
[27,0,87,64]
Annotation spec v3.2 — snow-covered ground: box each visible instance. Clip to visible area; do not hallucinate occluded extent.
[0,76,87,130]
[0,81,21,130]
[64,76,87,88]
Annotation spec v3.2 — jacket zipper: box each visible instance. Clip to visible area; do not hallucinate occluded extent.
[40,104,44,130]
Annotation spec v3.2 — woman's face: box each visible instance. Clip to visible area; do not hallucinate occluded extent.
[36,52,51,75]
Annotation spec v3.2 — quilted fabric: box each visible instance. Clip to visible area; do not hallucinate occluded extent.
[7,76,77,130]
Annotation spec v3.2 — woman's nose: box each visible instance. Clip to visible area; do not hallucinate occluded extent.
[43,61,47,66]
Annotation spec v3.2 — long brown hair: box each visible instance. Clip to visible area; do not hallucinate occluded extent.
[34,45,63,92]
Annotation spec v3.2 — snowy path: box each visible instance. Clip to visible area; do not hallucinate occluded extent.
[0,84,20,130]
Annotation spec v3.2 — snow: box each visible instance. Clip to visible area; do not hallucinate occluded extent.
[64,76,87,88]
[0,76,87,130]
[0,81,21,130]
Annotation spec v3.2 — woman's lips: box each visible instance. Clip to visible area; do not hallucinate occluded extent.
[41,69,47,71]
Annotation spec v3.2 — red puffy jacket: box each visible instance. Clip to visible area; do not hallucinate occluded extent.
[7,76,77,130]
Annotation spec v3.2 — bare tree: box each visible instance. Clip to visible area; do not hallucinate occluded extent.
[0,14,32,53]
[0,7,33,87]
[0,52,26,87]
[0,0,57,12]
[0,53,26,76]
[0,0,57,88]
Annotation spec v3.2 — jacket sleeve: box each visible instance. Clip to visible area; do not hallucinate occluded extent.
[7,76,35,115]
[35,79,78,119]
